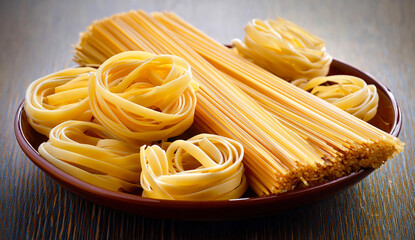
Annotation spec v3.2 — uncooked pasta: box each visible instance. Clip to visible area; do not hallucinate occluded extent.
[291,75,379,121]
[72,10,403,196]
[140,134,247,200]
[89,51,199,146]
[232,17,332,81]
[25,68,95,135]
[38,120,141,192]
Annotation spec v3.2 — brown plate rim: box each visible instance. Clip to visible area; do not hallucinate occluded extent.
[14,58,402,219]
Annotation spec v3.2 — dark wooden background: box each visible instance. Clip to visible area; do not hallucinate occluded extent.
[1,0,414,239]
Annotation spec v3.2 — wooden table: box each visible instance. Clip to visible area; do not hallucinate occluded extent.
[1,0,414,239]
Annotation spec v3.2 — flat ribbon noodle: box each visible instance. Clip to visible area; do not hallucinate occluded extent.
[25,67,96,136]
[232,18,332,81]
[38,120,141,192]
[291,75,379,121]
[140,134,247,200]
[89,51,199,146]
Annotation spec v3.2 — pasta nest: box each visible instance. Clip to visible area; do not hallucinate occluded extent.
[140,134,247,200]
[89,51,199,146]
[39,120,141,192]
[25,67,96,136]
[232,18,332,81]
[291,75,379,121]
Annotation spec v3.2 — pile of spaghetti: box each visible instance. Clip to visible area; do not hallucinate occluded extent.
[24,10,403,200]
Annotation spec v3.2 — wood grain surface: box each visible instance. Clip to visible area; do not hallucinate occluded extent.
[1,0,414,239]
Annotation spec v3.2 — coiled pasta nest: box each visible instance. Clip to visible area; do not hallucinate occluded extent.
[140,134,247,200]
[291,75,379,121]
[25,67,96,136]
[232,18,332,81]
[89,51,199,146]
[39,120,141,192]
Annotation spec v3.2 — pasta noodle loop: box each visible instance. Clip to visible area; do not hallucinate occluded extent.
[291,75,379,121]
[25,67,96,135]
[140,134,247,200]
[232,18,332,81]
[38,120,141,192]
[89,51,199,146]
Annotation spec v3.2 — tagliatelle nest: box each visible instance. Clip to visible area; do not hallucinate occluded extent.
[232,18,332,81]
[140,134,247,200]
[89,51,199,146]
[39,120,141,192]
[25,67,96,136]
[291,75,379,121]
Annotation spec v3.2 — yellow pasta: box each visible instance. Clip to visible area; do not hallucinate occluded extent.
[25,68,96,136]
[232,17,377,122]
[89,51,199,146]
[73,10,404,196]
[291,75,379,121]
[140,134,247,200]
[232,18,332,81]
[38,120,141,192]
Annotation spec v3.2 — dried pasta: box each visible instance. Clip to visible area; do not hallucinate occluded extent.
[232,18,332,81]
[38,120,141,192]
[291,75,379,121]
[89,51,199,146]
[140,134,247,200]
[25,68,95,136]
[73,10,404,196]
[151,11,403,190]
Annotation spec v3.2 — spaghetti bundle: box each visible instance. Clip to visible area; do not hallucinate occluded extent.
[232,18,332,81]
[38,120,141,192]
[291,75,379,121]
[140,134,247,200]
[89,51,199,146]
[73,10,404,196]
[152,12,403,175]
[25,68,95,135]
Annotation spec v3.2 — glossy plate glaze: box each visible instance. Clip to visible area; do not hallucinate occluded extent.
[14,59,402,220]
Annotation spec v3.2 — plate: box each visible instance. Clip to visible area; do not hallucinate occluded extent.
[14,59,402,220]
